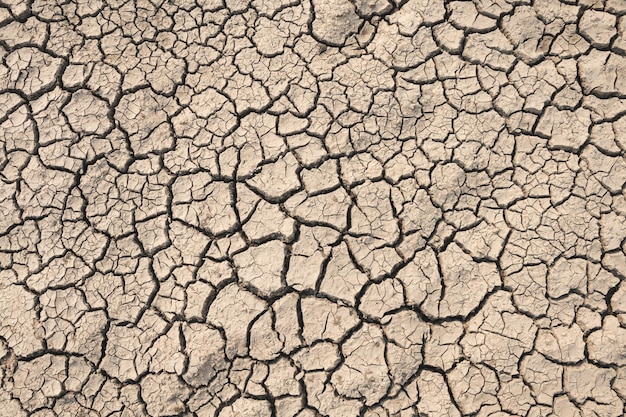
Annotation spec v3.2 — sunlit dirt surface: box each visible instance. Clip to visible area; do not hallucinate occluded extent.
[1,0,626,416]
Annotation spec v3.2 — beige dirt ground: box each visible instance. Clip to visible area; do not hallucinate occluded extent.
[1,0,626,416]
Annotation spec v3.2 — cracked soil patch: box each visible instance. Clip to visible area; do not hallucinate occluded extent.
[1,0,626,416]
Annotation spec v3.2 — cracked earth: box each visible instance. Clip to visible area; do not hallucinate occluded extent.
[0,0,626,416]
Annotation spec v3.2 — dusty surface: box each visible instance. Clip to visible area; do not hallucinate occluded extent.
[1,0,626,416]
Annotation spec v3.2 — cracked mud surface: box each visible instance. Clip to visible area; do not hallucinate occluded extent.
[1,0,626,416]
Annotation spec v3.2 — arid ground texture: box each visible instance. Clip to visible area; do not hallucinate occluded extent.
[1,0,626,416]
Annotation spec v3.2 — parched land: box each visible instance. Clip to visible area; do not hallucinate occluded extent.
[1,0,626,416]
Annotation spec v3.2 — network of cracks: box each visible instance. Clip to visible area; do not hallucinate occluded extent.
[1,0,626,416]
